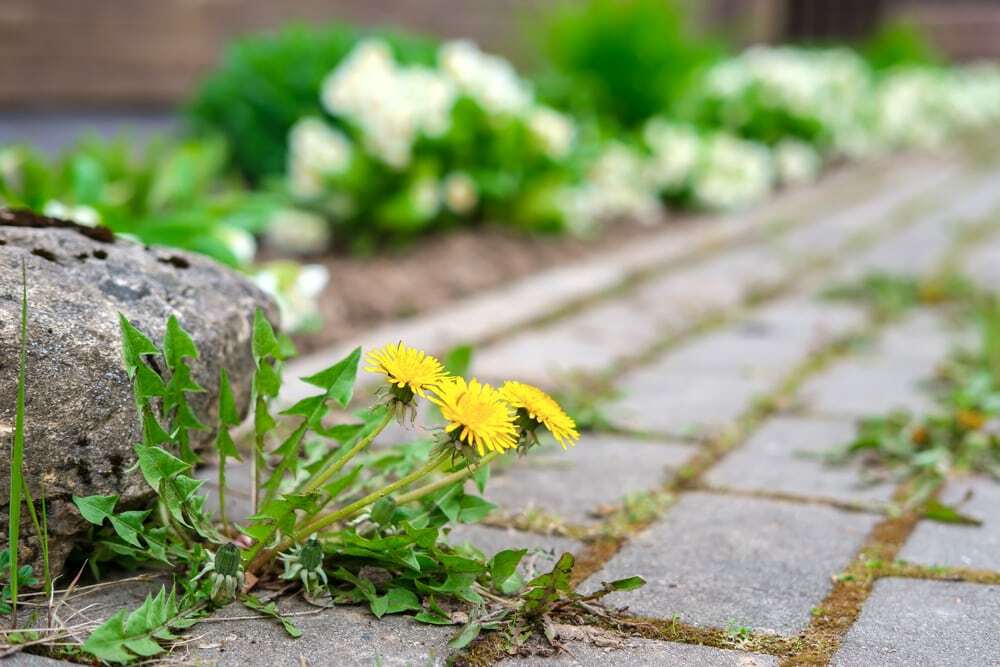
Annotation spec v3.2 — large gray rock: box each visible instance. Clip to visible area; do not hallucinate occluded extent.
[0,210,277,576]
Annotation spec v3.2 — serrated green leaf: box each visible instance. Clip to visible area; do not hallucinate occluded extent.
[255,361,281,398]
[300,347,361,408]
[489,549,526,589]
[607,576,646,592]
[448,621,481,649]
[163,316,199,370]
[83,609,132,663]
[214,428,240,461]
[118,314,159,379]
[252,308,280,360]
[73,494,119,525]
[136,444,189,490]
[135,364,167,397]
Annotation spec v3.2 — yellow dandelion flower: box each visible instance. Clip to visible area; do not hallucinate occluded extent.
[500,381,580,449]
[428,377,518,456]
[365,342,448,401]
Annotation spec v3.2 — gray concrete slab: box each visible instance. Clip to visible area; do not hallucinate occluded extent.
[899,476,1000,570]
[482,435,693,524]
[831,579,1000,667]
[584,492,877,634]
[497,638,778,666]
[705,416,895,504]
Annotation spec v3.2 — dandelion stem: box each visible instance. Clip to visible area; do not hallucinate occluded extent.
[297,409,393,497]
[248,450,450,574]
[393,452,498,506]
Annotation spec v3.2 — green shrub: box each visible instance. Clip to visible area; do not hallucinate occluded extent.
[531,0,724,129]
[862,20,943,71]
[0,136,277,267]
[186,23,438,181]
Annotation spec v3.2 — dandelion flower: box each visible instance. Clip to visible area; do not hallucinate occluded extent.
[429,377,518,456]
[500,381,580,449]
[365,342,448,403]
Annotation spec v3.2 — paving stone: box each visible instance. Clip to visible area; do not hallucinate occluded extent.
[482,435,693,524]
[836,168,1000,280]
[797,357,936,419]
[585,492,877,634]
[831,579,1000,667]
[611,296,866,436]
[609,368,768,436]
[705,416,895,504]
[187,596,454,666]
[497,638,778,666]
[797,313,954,419]
[471,299,671,386]
[472,245,790,387]
[776,166,958,258]
[446,524,582,578]
[898,476,1000,570]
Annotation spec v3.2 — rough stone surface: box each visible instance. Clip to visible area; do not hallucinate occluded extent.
[898,476,1000,570]
[585,492,877,634]
[611,296,865,436]
[482,436,693,524]
[831,579,1000,667]
[497,638,778,666]
[0,215,277,575]
[705,416,895,504]
[188,596,454,666]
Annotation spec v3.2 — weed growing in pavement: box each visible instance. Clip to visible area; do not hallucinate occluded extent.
[822,271,976,321]
[4,304,644,662]
[821,287,1000,507]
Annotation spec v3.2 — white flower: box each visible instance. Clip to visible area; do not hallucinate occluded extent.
[562,143,662,231]
[692,134,775,211]
[43,200,101,227]
[439,40,532,115]
[253,262,330,332]
[213,226,257,265]
[528,106,575,160]
[442,172,478,215]
[321,39,456,170]
[643,119,702,192]
[774,139,821,186]
[287,118,353,198]
[265,208,331,255]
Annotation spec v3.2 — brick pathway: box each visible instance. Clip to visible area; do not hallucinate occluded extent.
[22,145,1000,666]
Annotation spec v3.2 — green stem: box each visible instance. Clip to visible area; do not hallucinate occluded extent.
[218,453,229,535]
[298,450,451,537]
[298,409,393,496]
[249,450,449,574]
[393,452,498,506]
[244,409,393,564]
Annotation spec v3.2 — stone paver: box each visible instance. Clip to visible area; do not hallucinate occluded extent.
[899,476,1000,570]
[797,312,954,419]
[482,435,693,524]
[705,416,895,504]
[585,492,878,634]
[831,579,1000,667]
[188,597,454,667]
[834,167,1000,281]
[497,638,778,666]
[611,295,866,436]
[468,163,946,390]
